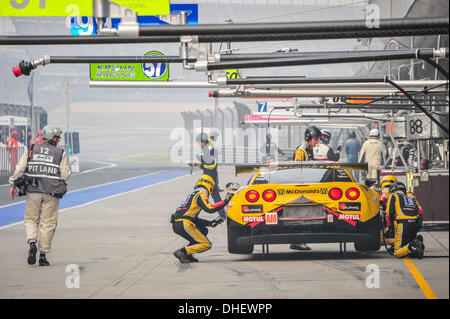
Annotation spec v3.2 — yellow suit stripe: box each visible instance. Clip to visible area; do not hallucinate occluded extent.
[393,222,411,258]
[294,148,309,161]
[181,219,212,255]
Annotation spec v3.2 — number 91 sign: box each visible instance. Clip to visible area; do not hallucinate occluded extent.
[142,51,169,81]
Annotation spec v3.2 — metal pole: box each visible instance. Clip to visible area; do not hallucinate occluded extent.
[389,110,409,172]
[29,74,34,140]
[410,36,415,80]
[218,49,417,61]
[200,48,445,71]
[210,88,448,98]
[138,17,449,36]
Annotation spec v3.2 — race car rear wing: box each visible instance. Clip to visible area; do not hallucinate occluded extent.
[235,161,368,175]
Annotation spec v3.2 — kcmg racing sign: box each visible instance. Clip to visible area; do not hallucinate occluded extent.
[90,51,169,81]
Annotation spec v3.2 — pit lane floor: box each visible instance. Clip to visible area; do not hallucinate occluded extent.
[0,166,448,299]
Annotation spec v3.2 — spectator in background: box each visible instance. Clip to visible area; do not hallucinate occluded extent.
[30,130,44,149]
[314,129,341,161]
[7,130,19,172]
[359,129,383,181]
[261,132,285,163]
[343,131,361,180]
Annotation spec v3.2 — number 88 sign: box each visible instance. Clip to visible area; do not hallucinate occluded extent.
[142,51,169,81]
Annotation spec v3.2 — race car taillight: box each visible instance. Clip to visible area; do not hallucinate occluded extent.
[346,187,360,200]
[262,189,276,202]
[328,188,343,200]
[245,190,260,203]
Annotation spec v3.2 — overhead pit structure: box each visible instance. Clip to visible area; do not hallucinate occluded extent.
[4,6,449,223]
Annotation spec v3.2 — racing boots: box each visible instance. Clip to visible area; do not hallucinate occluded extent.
[39,253,50,266]
[290,243,311,251]
[27,242,37,265]
[417,235,425,250]
[408,239,424,259]
[174,248,191,263]
[187,255,199,262]
[387,246,395,255]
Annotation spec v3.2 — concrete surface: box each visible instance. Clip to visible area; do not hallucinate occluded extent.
[0,166,448,299]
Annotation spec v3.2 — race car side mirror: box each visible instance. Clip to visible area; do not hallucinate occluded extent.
[226,182,240,192]
[365,179,377,188]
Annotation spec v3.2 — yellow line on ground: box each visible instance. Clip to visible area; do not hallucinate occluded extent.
[403,257,438,299]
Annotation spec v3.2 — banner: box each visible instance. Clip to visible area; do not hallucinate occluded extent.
[90,51,169,81]
[0,0,170,16]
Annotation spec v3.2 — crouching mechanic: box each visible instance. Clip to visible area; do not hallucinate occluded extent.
[379,175,398,246]
[386,182,424,259]
[171,175,233,263]
[9,125,70,266]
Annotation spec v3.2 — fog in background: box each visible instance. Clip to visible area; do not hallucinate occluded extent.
[0,0,382,162]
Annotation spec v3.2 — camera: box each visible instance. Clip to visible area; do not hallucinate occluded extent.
[13,176,29,197]
[13,176,37,197]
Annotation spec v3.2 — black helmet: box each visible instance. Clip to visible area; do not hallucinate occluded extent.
[305,126,321,141]
[389,182,407,194]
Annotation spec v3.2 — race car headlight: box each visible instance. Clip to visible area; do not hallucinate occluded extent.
[245,190,260,203]
[328,188,343,200]
[262,189,276,202]
[346,188,360,200]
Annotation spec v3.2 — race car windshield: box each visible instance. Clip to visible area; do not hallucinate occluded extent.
[253,168,352,184]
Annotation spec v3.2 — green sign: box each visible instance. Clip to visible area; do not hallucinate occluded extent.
[90,51,169,81]
[226,69,241,79]
[0,0,170,16]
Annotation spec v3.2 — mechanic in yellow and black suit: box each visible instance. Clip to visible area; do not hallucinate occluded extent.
[290,126,321,251]
[189,132,226,219]
[171,175,233,263]
[293,126,321,161]
[379,175,398,246]
[386,182,424,259]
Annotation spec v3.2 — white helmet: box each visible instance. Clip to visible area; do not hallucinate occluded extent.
[42,125,62,140]
[369,128,379,138]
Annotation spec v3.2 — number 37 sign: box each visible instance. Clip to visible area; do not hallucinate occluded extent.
[90,51,169,81]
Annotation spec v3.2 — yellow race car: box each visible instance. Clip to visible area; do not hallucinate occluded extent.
[226,161,381,254]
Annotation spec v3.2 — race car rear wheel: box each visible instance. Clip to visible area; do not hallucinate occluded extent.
[354,213,381,252]
[227,224,254,254]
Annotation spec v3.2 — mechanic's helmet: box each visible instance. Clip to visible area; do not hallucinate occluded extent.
[389,182,407,195]
[42,125,62,140]
[320,130,332,144]
[196,132,209,143]
[381,175,398,190]
[195,174,215,194]
[305,126,321,141]
[11,130,18,136]
[37,130,43,136]
[369,128,379,138]
[209,130,219,142]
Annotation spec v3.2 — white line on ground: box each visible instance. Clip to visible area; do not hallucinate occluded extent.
[0,170,195,231]
[71,160,117,176]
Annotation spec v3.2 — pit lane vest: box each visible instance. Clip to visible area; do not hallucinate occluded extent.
[25,142,65,194]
